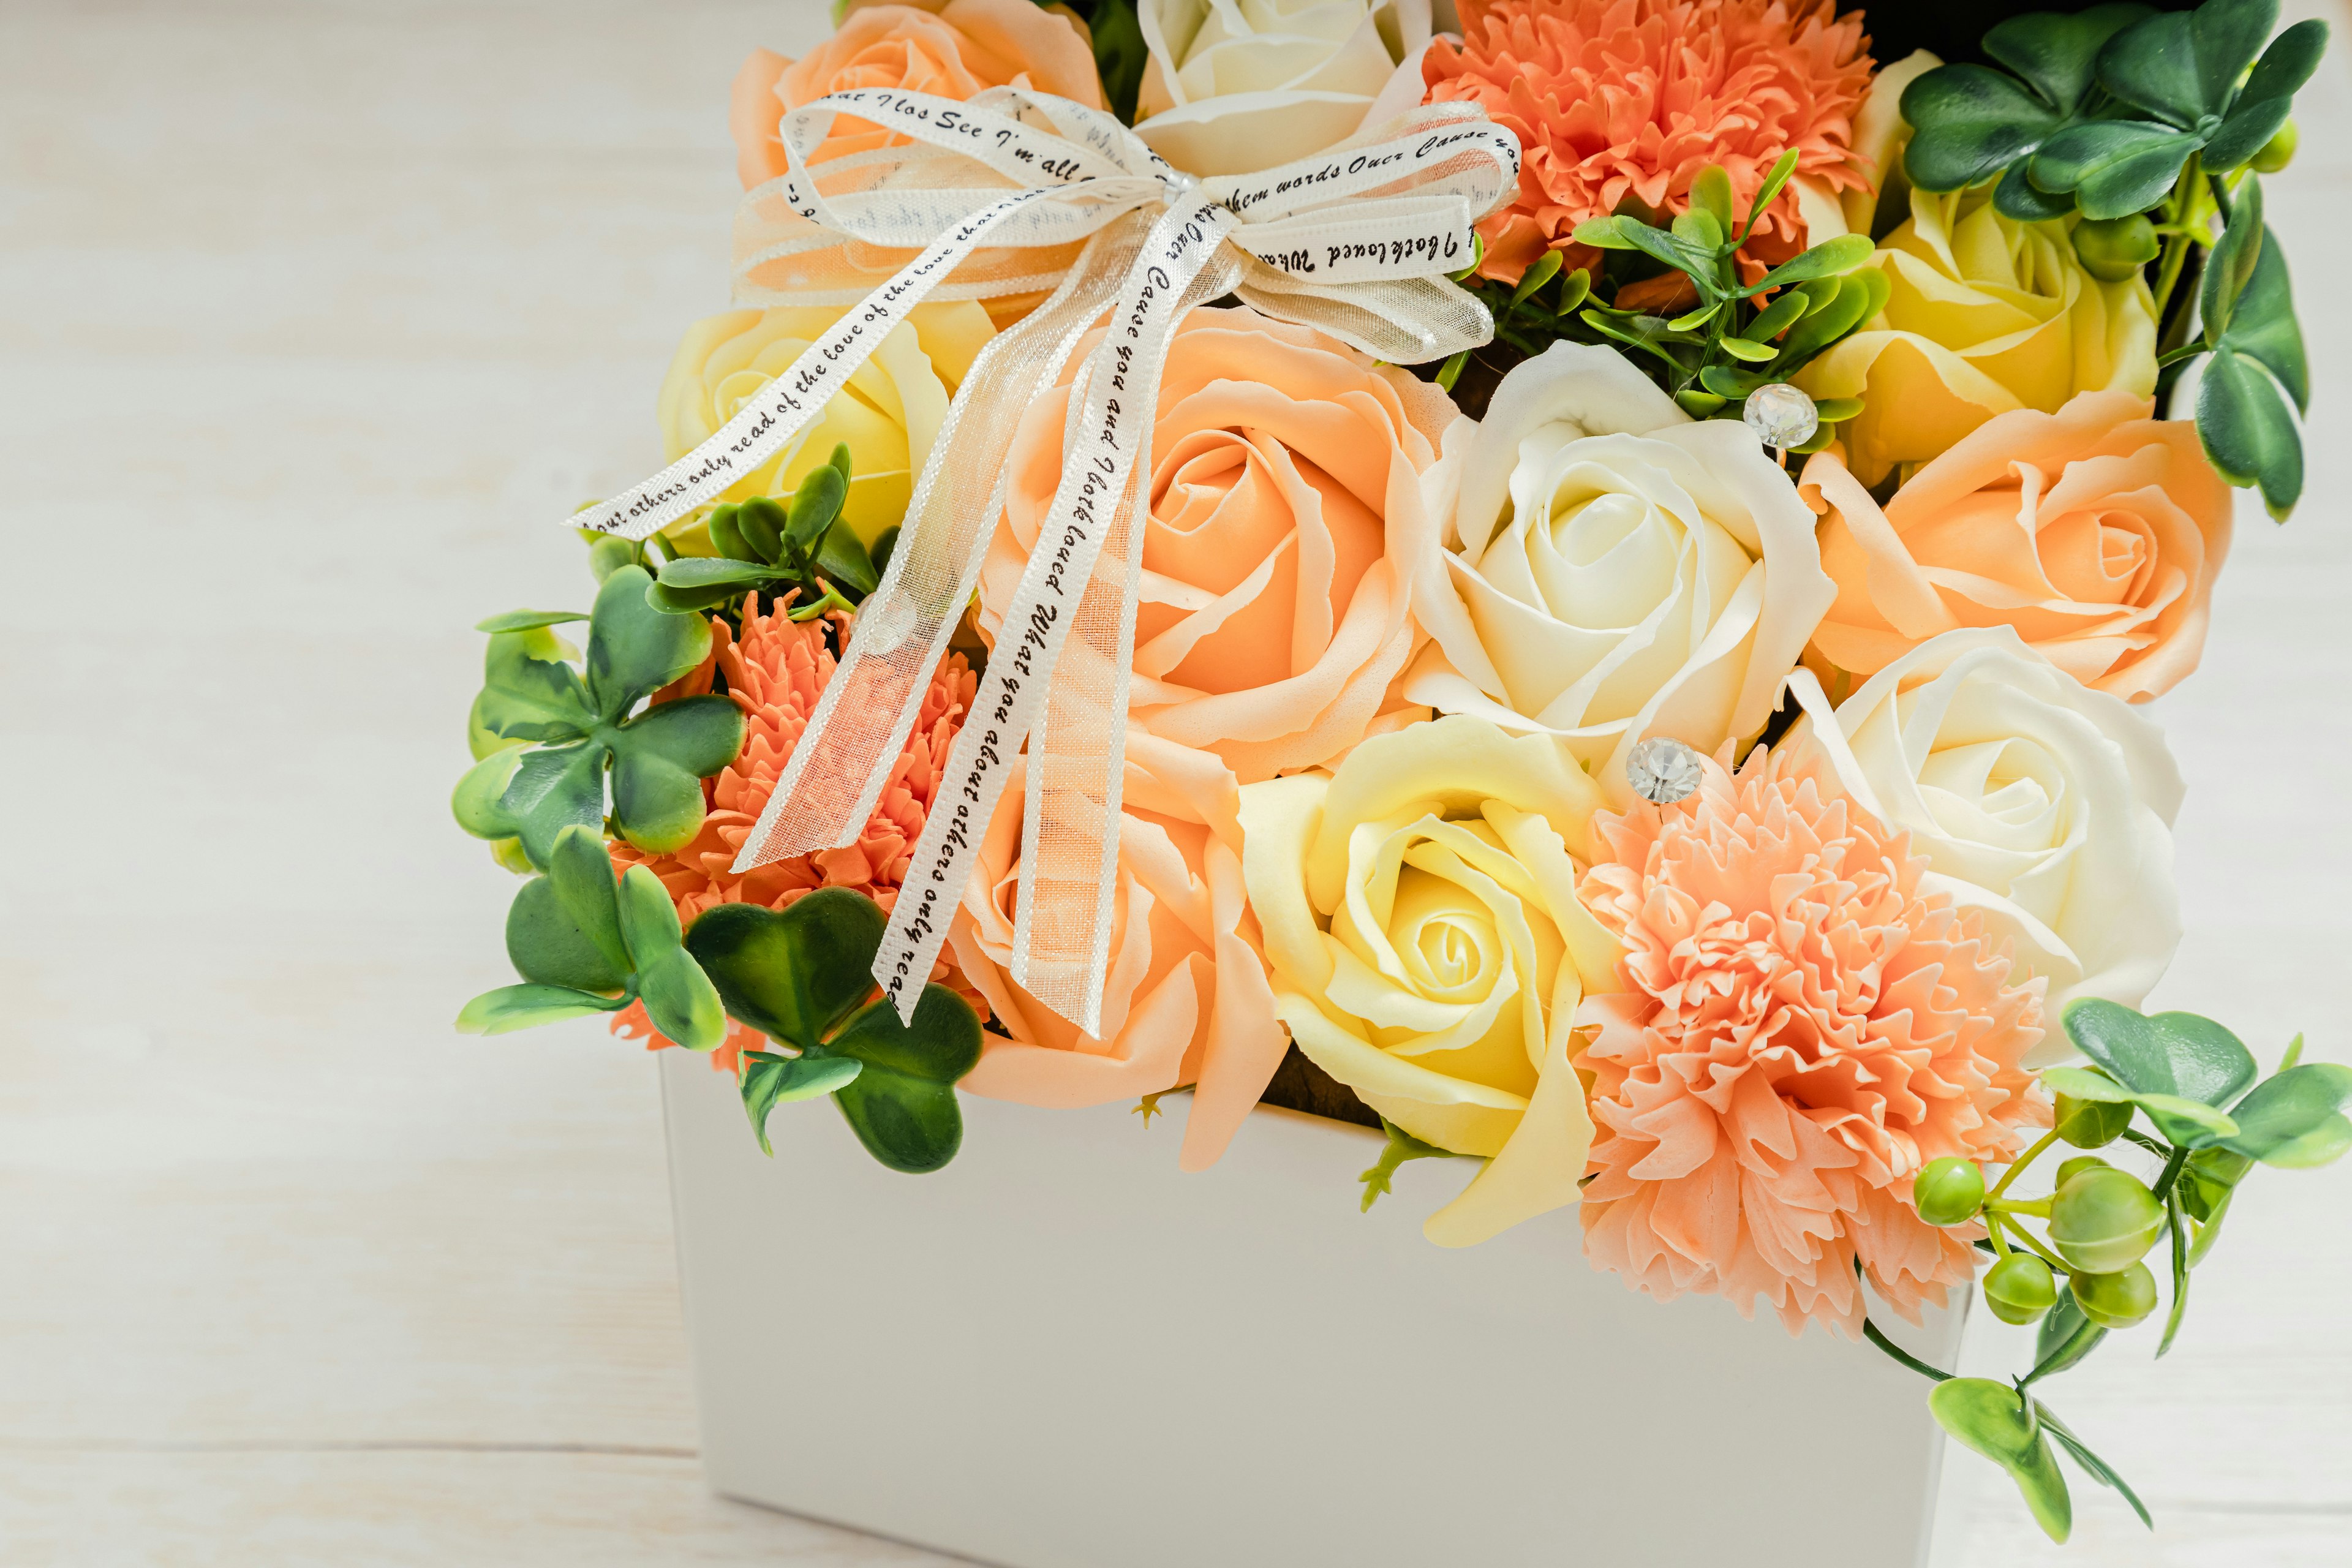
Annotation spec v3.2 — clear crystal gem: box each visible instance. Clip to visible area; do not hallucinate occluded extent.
[1626,736,1703,805]
[1743,382,1819,450]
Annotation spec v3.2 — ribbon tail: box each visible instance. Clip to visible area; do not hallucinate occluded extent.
[727,211,1156,872]
[869,201,1241,1025]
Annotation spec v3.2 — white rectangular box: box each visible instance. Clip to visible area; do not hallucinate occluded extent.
[662,1050,1962,1567]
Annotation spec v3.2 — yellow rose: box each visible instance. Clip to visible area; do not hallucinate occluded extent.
[654,301,997,549]
[1237,715,1620,1246]
[1795,185,2157,486]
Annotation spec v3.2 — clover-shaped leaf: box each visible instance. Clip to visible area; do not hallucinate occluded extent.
[1929,1380,2073,1543]
[2215,1063,2352,1167]
[2192,178,2307,518]
[2063,999,2258,1110]
[685,890,983,1172]
[457,826,726,1050]
[453,565,745,867]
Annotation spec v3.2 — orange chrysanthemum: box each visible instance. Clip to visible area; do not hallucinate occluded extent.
[610,593,980,1071]
[1425,0,1875,285]
[1574,739,2046,1336]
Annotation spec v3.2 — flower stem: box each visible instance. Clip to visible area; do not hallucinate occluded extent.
[1988,1129,2063,1202]
[1862,1316,1953,1383]
[2150,1145,2191,1205]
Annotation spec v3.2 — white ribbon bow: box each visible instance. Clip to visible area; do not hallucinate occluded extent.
[574,86,1518,1031]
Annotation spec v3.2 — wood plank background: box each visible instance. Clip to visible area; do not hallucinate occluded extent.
[1,2,2345,1562]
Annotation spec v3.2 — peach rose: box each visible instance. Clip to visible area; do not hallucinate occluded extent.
[979,306,1455,782]
[953,731,1285,1172]
[1801,390,2233,701]
[728,0,1105,187]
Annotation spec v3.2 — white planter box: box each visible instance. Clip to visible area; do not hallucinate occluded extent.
[662,1050,1964,1567]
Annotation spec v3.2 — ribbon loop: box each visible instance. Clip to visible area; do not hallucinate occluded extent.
[579,88,1518,1029]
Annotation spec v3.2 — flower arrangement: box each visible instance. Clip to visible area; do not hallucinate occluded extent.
[452,0,2346,1545]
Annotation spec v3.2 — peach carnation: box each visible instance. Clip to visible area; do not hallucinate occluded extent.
[1424,0,1875,285]
[1574,737,2046,1336]
[611,593,979,1071]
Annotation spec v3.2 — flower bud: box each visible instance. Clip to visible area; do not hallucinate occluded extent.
[2055,1091,2132,1149]
[1913,1156,1986,1226]
[1984,1253,2059,1326]
[2055,1155,2111,1188]
[2071,214,2160,282]
[2253,119,2299,175]
[2073,1261,2159,1329]
[2049,1167,2165,1274]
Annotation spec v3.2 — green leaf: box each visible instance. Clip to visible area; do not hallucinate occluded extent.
[1742,288,1810,342]
[456,982,627,1035]
[2037,1407,2154,1531]
[684,890,888,1050]
[824,983,984,1174]
[475,609,589,633]
[814,521,878,597]
[1674,388,1728,417]
[649,556,777,611]
[2198,344,2304,518]
[1985,5,2154,116]
[2187,1185,2235,1265]
[587,535,640,583]
[734,497,786,564]
[1717,336,1777,363]
[585,565,713,721]
[1579,216,1714,286]
[1900,65,2067,192]
[1930,1379,2073,1543]
[1698,363,1766,399]
[607,695,744,854]
[2217,1063,2352,1166]
[2211,197,2308,410]
[473,627,594,745]
[1691,165,1735,229]
[505,872,628,992]
[452,747,526,840]
[2030,119,2201,220]
[637,944,727,1052]
[784,462,848,556]
[2098,0,2278,127]
[706,503,755,564]
[2205,20,2328,170]
[2044,1066,2241,1147]
[1670,207,1725,253]
[1994,162,2078,221]
[739,1050,864,1155]
[2201,176,2266,341]
[1509,249,1564,308]
[1771,271,1882,368]
[614,863,684,968]
[1738,149,1802,243]
[1743,234,1874,295]
[2034,1286,2108,1382]
[546,824,629,976]
[2064,1000,2259,1108]
[2159,1189,2192,1356]
[500,738,611,868]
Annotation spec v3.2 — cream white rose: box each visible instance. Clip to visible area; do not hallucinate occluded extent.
[1135,0,1433,176]
[1406,342,1837,801]
[1792,628,2184,1063]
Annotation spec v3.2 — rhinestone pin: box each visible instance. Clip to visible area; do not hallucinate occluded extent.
[1626,736,1703,805]
[1743,382,1819,451]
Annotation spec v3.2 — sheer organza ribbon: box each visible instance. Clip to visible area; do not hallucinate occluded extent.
[572,86,1517,1031]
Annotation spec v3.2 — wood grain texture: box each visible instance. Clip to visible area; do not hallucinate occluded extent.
[0,1,2346,1562]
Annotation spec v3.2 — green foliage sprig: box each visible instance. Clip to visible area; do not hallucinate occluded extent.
[1900,0,2319,517]
[644,445,884,620]
[457,825,728,1050]
[1442,153,1880,445]
[1902,0,2323,221]
[1871,1000,2352,1543]
[687,890,984,1174]
[451,565,745,868]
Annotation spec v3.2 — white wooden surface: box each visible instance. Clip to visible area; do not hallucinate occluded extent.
[0,2,2345,1562]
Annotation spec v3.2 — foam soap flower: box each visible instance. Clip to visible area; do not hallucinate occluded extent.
[727,0,1105,186]
[1238,714,1621,1245]
[1406,342,1834,801]
[657,303,996,552]
[1422,0,1876,285]
[983,307,1452,782]
[1795,186,2158,486]
[952,732,1286,1173]
[1800,391,2233,703]
[1134,0,1434,176]
[1577,736,2047,1335]
[1789,630,2185,1051]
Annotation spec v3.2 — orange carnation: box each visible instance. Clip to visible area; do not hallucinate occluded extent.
[728,0,1105,187]
[1575,738,2046,1336]
[611,593,979,1071]
[1423,0,1874,285]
